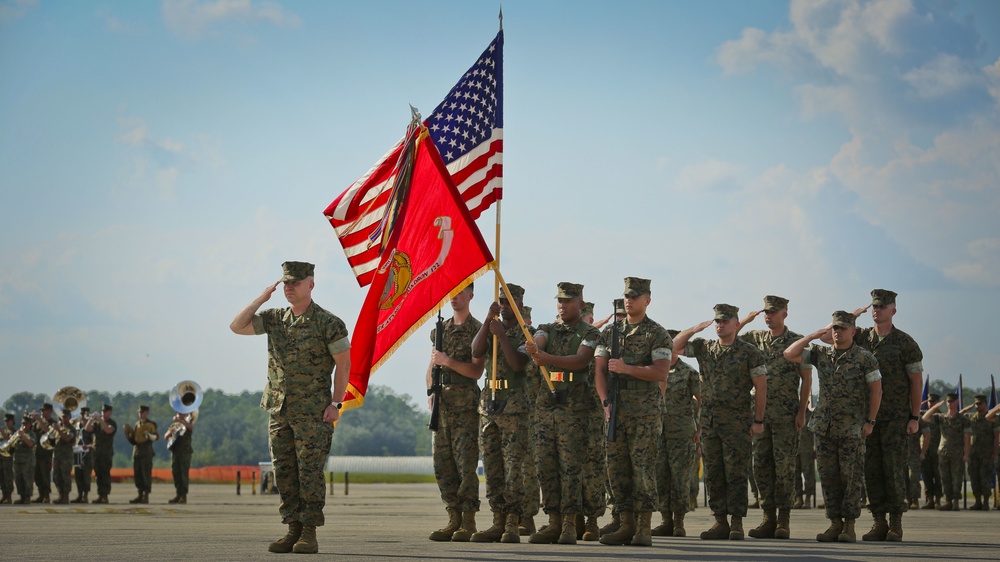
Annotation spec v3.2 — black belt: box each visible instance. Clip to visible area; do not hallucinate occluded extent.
[618,379,658,390]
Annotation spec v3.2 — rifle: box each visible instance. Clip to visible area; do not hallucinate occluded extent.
[427,310,444,431]
[604,303,621,442]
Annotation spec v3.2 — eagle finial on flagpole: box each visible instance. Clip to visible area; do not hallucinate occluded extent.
[409,104,421,126]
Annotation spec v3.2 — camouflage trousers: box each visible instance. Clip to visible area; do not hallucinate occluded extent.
[133,454,153,493]
[921,451,941,499]
[906,441,922,502]
[968,450,993,498]
[480,411,528,515]
[702,422,752,517]
[522,409,541,517]
[656,434,695,514]
[269,413,335,526]
[607,409,660,513]
[432,408,481,513]
[93,453,113,496]
[938,450,965,503]
[53,450,74,496]
[864,418,910,514]
[752,420,799,509]
[0,455,13,497]
[33,449,52,495]
[74,452,93,494]
[816,433,865,520]
[690,449,701,498]
[172,450,192,495]
[582,405,607,517]
[536,407,588,514]
[13,452,34,499]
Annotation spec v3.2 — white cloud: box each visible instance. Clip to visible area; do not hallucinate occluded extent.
[902,53,981,99]
[162,0,302,40]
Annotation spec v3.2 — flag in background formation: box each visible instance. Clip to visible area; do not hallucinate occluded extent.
[955,373,964,409]
[989,374,997,410]
[325,30,504,287]
[339,126,494,411]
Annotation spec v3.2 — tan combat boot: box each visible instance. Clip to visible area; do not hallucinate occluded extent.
[471,511,505,542]
[268,521,303,553]
[631,512,652,546]
[529,513,562,544]
[518,515,535,536]
[651,511,673,536]
[921,496,935,509]
[937,500,953,511]
[54,492,69,505]
[128,492,142,504]
[139,491,149,504]
[774,507,791,539]
[429,508,461,541]
[92,494,107,504]
[748,508,776,538]
[886,512,902,542]
[582,515,600,541]
[699,514,730,540]
[599,511,636,545]
[672,511,686,537]
[292,525,318,554]
[0,494,11,504]
[575,513,586,540]
[804,494,812,509]
[599,511,620,535]
[168,495,181,504]
[816,518,843,542]
[177,495,186,504]
[450,511,477,542]
[729,515,744,540]
[558,512,577,544]
[862,512,888,541]
[838,518,856,542]
[70,492,84,504]
[792,494,803,509]
[501,513,520,543]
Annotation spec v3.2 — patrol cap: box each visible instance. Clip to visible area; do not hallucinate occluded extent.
[556,282,584,299]
[763,295,789,312]
[831,310,857,329]
[623,277,651,297]
[713,304,739,321]
[138,405,150,413]
[974,395,988,404]
[102,404,113,412]
[21,415,32,424]
[79,407,90,415]
[502,283,525,302]
[870,289,897,306]
[582,302,595,316]
[42,403,53,411]
[929,393,941,401]
[521,305,532,317]
[614,298,625,315]
[60,409,71,418]
[280,261,315,283]
[946,393,959,401]
[3,413,14,422]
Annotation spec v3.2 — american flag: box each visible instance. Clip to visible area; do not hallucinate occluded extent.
[325,31,504,287]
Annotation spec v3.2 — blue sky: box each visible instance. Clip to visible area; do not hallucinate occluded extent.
[2,0,999,410]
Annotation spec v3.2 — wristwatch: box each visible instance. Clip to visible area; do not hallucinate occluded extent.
[753,419,764,425]
[908,414,919,421]
[865,419,877,426]
[331,402,343,410]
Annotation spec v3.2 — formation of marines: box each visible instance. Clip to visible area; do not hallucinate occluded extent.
[425,280,1000,547]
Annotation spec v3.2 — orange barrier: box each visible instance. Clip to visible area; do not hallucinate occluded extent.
[98,465,260,484]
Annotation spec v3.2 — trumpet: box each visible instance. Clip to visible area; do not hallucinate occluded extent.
[0,429,26,457]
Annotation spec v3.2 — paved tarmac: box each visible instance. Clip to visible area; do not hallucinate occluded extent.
[2,482,998,561]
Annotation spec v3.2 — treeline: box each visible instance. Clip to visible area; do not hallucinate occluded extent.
[2,385,431,468]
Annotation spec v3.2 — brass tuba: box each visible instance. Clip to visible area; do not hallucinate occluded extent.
[53,386,87,418]
[166,381,202,450]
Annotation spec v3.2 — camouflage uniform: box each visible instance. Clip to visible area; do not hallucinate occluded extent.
[254,300,349,527]
[521,339,541,521]
[478,321,530,517]
[75,419,95,497]
[597,316,672,513]
[740,326,805,511]
[803,343,881,520]
[581,372,608,519]
[429,316,483,514]
[131,416,158,497]
[929,412,970,504]
[532,318,601,515]
[794,410,816,502]
[656,358,700,514]
[0,417,14,501]
[92,415,117,499]
[854,324,923,515]
[905,432,922,505]
[920,417,941,502]
[12,425,35,502]
[967,411,998,503]
[32,413,55,500]
[170,423,194,497]
[682,338,766,518]
[51,419,77,500]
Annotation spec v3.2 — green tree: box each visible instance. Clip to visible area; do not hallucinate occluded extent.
[2,392,50,416]
[331,385,431,456]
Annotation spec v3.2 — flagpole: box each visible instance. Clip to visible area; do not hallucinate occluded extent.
[494,268,558,396]
[489,8,505,413]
